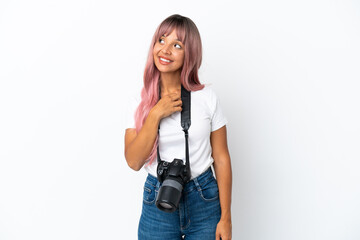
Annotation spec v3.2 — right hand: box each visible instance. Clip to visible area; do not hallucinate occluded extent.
[151,91,182,119]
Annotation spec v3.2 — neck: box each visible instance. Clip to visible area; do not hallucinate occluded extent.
[160,71,182,95]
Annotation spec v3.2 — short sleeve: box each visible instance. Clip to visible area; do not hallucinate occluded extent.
[124,95,140,130]
[210,89,228,132]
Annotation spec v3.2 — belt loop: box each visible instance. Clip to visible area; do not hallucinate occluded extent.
[193,177,202,191]
[156,179,161,190]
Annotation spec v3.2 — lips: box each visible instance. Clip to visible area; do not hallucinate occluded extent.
[159,56,172,61]
[159,56,173,65]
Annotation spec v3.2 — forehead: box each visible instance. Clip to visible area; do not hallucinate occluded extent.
[157,25,185,43]
[162,30,181,41]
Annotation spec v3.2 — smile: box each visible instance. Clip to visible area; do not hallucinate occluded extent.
[159,57,173,65]
[160,57,172,62]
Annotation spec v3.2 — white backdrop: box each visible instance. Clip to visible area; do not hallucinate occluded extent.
[1,0,360,239]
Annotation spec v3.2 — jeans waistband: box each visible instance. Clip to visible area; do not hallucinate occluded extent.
[145,167,214,193]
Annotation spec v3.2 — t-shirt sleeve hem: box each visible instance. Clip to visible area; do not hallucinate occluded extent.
[211,119,228,132]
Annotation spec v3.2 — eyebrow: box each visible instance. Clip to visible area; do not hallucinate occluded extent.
[161,34,182,42]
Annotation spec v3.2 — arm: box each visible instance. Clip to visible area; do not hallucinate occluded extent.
[211,125,232,240]
[124,111,161,171]
[124,91,182,171]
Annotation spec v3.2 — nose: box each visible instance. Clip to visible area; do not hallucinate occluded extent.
[161,44,171,55]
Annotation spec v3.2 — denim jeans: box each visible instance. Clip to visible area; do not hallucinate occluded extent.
[138,167,221,240]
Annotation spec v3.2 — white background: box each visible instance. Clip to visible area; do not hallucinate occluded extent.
[1,0,360,239]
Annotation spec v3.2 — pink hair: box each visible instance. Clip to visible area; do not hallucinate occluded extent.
[134,14,204,165]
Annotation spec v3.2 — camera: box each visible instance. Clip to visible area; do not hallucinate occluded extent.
[155,158,191,212]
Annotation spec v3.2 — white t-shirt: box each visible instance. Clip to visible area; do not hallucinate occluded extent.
[125,85,228,179]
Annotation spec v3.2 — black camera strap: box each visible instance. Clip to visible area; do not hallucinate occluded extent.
[157,85,191,179]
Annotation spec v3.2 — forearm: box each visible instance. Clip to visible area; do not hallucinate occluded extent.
[125,110,160,170]
[213,155,232,221]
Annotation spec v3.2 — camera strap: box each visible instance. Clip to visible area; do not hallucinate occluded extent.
[157,85,191,178]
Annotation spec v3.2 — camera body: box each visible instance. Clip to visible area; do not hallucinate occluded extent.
[157,158,190,183]
[155,158,191,212]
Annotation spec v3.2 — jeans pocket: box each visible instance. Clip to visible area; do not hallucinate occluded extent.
[198,176,219,202]
[143,180,157,205]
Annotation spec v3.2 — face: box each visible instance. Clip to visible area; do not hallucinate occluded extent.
[153,30,185,74]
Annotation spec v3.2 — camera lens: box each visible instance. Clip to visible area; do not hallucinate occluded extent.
[159,202,173,209]
[155,177,183,212]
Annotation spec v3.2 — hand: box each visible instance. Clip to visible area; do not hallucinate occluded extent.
[216,219,232,240]
[151,91,182,119]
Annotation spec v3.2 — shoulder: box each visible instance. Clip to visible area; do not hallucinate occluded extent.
[191,84,219,100]
[191,84,223,115]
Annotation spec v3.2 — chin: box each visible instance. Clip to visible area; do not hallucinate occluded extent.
[158,69,174,73]
[156,66,172,73]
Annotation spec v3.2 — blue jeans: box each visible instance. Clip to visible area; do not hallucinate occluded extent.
[138,167,221,240]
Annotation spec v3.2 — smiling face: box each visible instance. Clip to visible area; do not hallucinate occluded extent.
[153,30,185,74]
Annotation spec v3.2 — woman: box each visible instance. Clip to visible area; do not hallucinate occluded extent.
[124,14,232,240]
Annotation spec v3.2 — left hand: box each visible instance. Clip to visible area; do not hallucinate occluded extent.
[216,219,232,240]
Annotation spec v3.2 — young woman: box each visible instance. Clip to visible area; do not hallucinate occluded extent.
[124,14,232,240]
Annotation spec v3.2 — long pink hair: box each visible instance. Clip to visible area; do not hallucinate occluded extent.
[135,14,204,165]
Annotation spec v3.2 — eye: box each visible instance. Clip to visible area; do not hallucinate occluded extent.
[159,38,165,44]
[174,43,182,49]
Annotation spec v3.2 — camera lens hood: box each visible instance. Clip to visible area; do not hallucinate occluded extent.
[155,178,183,212]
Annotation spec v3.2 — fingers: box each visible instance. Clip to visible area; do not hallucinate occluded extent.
[154,91,183,118]
[174,106,182,112]
[164,91,181,101]
[216,230,220,240]
[164,92,182,110]
[216,234,220,240]
[173,99,182,107]
[173,98,182,113]
[216,230,231,240]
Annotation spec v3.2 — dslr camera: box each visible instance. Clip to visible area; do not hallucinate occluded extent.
[155,158,191,212]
